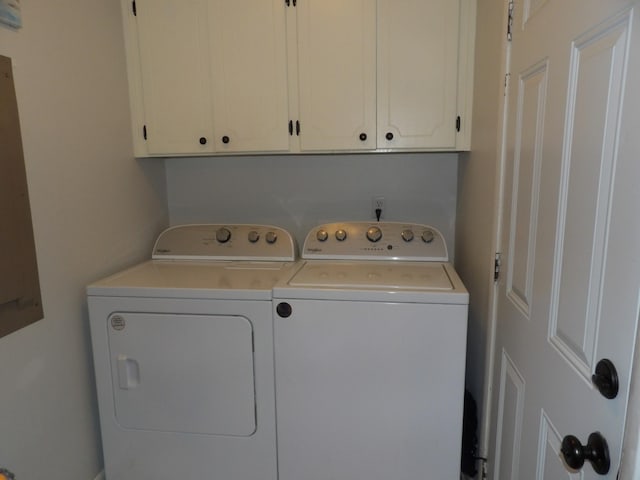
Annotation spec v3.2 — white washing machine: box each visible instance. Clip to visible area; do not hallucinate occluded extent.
[87,224,299,480]
[273,222,469,480]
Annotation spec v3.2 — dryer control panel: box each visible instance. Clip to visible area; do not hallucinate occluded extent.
[303,222,448,261]
[153,224,296,261]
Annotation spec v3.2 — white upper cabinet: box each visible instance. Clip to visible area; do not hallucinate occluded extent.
[134,0,215,155]
[122,0,475,156]
[378,0,460,150]
[294,0,376,151]
[125,0,290,156]
[208,0,290,153]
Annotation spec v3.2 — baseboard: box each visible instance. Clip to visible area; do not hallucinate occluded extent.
[93,471,105,480]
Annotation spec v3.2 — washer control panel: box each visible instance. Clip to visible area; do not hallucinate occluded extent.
[152,224,296,261]
[303,222,448,261]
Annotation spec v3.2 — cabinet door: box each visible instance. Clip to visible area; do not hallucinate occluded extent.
[378,0,460,150]
[295,0,376,151]
[135,0,214,154]
[209,0,290,153]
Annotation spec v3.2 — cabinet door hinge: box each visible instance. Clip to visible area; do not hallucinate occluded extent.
[456,116,461,132]
[132,0,137,16]
[494,252,502,281]
[507,0,514,41]
[143,124,147,140]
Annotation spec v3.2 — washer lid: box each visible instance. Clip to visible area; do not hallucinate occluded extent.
[289,261,453,290]
[274,261,468,304]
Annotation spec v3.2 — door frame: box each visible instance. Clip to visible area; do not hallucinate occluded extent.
[477,1,640,478]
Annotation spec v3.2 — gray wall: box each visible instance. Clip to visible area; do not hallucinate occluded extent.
[167,153,459,257]
[0,2,168,478]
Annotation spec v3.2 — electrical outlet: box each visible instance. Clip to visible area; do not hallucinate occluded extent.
[372,196,385,220]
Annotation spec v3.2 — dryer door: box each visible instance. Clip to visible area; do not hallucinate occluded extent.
[107,312,256,436]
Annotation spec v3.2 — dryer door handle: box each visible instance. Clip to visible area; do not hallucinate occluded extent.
[117,354,140,390]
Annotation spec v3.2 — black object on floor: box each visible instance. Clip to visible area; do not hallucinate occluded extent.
[461,389,479,477]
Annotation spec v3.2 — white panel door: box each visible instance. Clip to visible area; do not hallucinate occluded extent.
[490,1,640,479]
[135,0,215,154]
[209,0,290,153]
[295,0,376,151]
[377,0,460,150]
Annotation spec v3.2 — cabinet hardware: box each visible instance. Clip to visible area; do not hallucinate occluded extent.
[456,116,461,132]
[199,137,207,145]
[222,136,230,144]
[288,120,293,136]
[132,0,137,16]
[143,125,147,140]
[385,132,394,141]
[296,120,300,136]
[359,133,367,141]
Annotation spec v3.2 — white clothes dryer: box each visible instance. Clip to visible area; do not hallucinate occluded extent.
[87,224,299,480]
[272,222,469,480]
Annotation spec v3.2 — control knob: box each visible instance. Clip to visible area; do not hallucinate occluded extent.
[316,229,329,242]
[366,226,382,243]
[248,230,260,243]
[265,231,278,244]
[422,229,435,244]
[401,229,414,242]
[335,229,347,241]
[216,227,231,243]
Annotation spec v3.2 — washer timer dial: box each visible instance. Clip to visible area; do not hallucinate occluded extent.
[366,226,383,243]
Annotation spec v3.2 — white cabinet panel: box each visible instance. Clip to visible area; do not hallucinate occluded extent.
[378,0,460,150]
[135,0,214,155]
[295,0,376,151]
[209,0,290,152]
